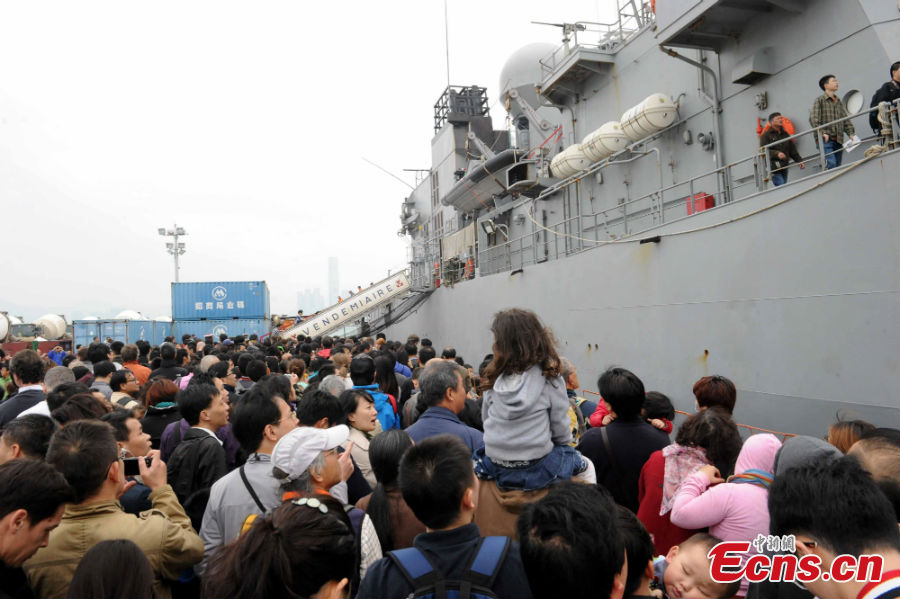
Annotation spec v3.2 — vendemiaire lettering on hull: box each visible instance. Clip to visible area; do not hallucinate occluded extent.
[282,272,410,339]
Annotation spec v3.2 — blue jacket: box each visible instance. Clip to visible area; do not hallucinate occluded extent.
[406,407,484,452]
[47,350,65,366]
[354,384,400,431]
[393,362,412,378]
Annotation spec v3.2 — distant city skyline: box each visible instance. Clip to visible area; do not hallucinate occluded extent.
[296,288,325,314]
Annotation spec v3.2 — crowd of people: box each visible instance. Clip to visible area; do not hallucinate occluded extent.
[0,307,897,599]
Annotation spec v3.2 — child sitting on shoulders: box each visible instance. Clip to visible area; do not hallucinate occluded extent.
[590,391,675,434]
[475,309,595,491]
[652,533,741,599]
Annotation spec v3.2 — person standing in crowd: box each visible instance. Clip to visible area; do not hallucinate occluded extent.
[693,374,738,414]
[202,495,356,599]
[0,351,45,427]
[46,346,65,367]
[578,367,669,512]
[24,420,203,598]
[350,355,400,431]
[827,417,875,453]
[637,407,743,556]
[760,112,805,185]
[198,385,298,575]
[670,433,782,597]
[870,62,900,133]
[121,344,151,385]
[108,370,141,412]
[0,362,11,402]
[166,383,230,530]
[358,435,533,599]
[340,389,380,488]
[810,74,856,169]
[88,361,116,401]
[356,429,425,553]
[140,378,181,449]
[0,460,72,599]
[65,540,156,599]
[405,361,483,452]
[849,428,900,522]
[0,415,56,464]
[769,456,900,599]
[100,410,154,515]
[518,482,627,599]
[149,343,188,381]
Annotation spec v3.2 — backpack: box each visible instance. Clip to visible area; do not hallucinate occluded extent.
[388,536,510,599]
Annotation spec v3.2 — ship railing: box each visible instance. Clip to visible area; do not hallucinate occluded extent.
[758,98,900,187]
[538,16,651,81]
[581,389,797,442]
[475,100,899,273]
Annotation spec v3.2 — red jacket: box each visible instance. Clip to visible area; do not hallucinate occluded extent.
[636,450,700,556]
[588,402,673,433]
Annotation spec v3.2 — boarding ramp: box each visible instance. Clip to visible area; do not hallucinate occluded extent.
[279,272,411,339]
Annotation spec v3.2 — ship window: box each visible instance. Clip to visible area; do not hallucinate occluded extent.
[842,90,863,115]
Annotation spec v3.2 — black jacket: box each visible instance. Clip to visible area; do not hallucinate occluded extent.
[141,404,182,449]
[870,80,900,132]
[577,419,669,512]
[0,389,45,427]
[166,428,227,529]
[149,360,188,381]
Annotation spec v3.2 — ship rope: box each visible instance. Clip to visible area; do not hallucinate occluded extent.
[524,149,886,245]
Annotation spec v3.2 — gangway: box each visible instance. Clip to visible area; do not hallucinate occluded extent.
[279,271,411,339]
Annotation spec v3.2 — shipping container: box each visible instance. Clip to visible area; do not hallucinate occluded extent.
[171,281,270,321]
[173,318,270,340]
[73,320,173,348]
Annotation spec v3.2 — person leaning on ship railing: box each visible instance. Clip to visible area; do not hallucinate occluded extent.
[809,74,857,170]
[759,112,805,186]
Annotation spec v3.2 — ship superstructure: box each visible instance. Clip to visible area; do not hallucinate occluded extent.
[377,0,900,436]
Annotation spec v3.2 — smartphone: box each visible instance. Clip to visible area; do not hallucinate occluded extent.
[122,457,152,477]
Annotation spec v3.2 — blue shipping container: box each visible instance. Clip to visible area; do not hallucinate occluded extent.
[171,281,270,320]
[73,320,173,348]
[173,318,270,340]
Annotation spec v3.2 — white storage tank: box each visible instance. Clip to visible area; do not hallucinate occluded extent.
[0,313,10,343]
[114,310,145,320]
[620,93,677,141]
[35,314,67,340]
[550,145,592,179]
[582,121,630,162]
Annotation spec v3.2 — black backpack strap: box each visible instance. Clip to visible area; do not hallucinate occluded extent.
[173,422,182,445]
[463,536,510,590]
[388,547,442,594]
[601,426,623,475]
[239,463,266,513]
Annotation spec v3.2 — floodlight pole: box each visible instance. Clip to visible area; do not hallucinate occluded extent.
[158,224,187,282]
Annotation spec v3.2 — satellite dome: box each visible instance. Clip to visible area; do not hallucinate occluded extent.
[114,310,145,320]
[154,316,172,322]
[82,316,99,321]
[499,43,556,106]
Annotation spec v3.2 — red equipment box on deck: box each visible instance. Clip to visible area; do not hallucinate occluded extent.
[687,192,715,215]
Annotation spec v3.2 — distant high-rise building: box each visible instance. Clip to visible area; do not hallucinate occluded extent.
[328,257,339,303]
[297,288,325,314]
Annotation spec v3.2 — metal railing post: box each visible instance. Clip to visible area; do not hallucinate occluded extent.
[816,127,827,170]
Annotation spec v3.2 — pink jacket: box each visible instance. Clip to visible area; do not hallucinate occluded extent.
[670,433,781,596]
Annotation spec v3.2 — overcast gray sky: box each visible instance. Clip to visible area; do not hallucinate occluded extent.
[0,0,613,322]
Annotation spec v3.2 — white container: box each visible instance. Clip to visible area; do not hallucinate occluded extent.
[550,145,592,178]
[621,93,677,141]
[582,121,629,162]
[35,314,67,340]
[0,313,9,343]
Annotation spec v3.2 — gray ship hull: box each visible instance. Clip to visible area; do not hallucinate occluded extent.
[387,151,900,437]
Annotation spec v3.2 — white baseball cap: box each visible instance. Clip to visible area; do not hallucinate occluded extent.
[272,425,349,481]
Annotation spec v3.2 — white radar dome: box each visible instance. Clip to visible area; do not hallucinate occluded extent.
[114,310,145,320]
[499,43,556,107]
[82,316,99,321]
[154,316,172,322]
[35,314,67,340]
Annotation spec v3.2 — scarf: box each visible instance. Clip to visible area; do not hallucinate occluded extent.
[727,469,773,489]
[660,444,709,515]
